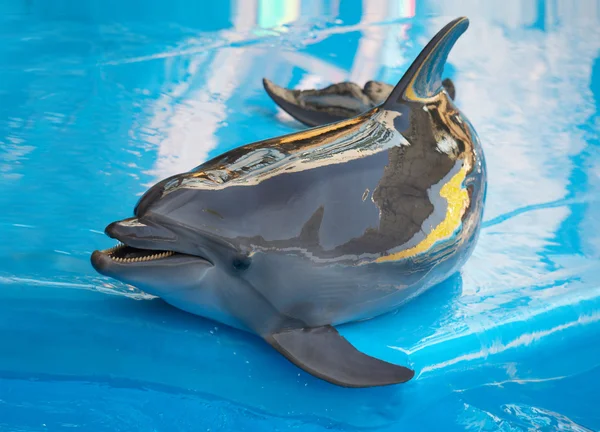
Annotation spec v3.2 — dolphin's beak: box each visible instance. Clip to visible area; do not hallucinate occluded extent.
[90,249,114,274]
[90,217,213,278]
[104,217,177,250]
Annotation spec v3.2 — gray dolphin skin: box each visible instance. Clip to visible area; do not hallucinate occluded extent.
[91,17,487,388]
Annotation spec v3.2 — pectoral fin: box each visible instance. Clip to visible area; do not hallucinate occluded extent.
[266,325,414,388]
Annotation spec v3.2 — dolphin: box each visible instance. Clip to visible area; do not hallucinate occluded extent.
[91,17,486,388]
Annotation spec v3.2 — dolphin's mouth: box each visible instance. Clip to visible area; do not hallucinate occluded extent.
[91,217,213,272]
[91,239,212,277]
[100,242,177,263]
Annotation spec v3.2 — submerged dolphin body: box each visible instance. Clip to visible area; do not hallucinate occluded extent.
[91,17,486,388]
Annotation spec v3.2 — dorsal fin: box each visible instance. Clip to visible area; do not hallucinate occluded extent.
[383,17,469,108]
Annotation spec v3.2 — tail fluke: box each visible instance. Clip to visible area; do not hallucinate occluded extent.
[262,17,467,128]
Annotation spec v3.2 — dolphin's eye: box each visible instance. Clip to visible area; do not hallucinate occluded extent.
[232,255,251,271]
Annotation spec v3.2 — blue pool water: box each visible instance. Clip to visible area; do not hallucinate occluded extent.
[1,1,599,430]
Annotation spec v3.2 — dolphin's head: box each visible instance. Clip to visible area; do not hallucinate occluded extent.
[90,173,253,305]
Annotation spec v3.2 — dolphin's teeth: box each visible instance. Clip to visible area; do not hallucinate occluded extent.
[107,248,176,263]
[103,242,125,255]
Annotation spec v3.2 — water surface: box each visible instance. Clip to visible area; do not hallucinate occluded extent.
[0,0,599,430]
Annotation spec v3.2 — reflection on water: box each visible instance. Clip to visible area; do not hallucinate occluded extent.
[0,0,599,431]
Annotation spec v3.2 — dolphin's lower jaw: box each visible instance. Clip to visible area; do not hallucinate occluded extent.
[90,243,202,273]
[90,242,212,281]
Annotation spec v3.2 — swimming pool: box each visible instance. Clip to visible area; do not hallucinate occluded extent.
[1,1,599,430]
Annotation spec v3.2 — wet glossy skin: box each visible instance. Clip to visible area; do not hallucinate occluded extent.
[95,79,485,337]
[92,16,485,338]
[89,16,486,387]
